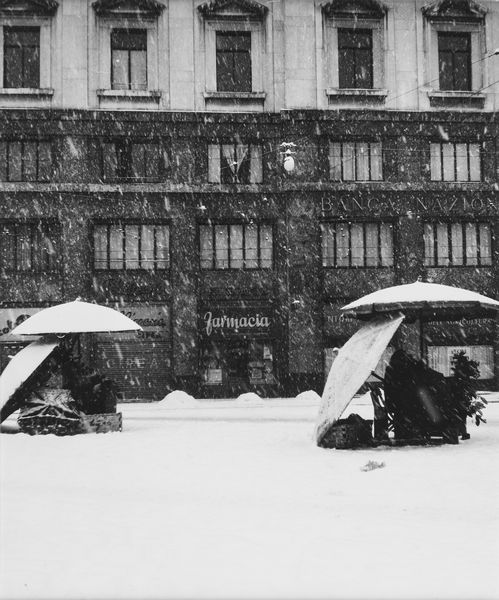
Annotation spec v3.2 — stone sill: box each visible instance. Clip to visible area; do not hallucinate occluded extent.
[204,91,266,100]
[428,90,485,108]
[0,88,54,97]
[326,88,387,98]
[97,89,162,100]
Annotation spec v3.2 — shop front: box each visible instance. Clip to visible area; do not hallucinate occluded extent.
[94,304,172,401]
[198,302,281,397]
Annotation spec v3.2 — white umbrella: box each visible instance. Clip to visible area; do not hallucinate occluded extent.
[11,300,142,336]
[316,314,405,447]
[0,336,60,422]
[342,281,499,321]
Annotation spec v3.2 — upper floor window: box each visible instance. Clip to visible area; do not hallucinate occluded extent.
[111,28,147,91]
[338,29,373,89]
[93,223,170,271]
[100,140,165,182]
[329,141,382,181]
[216,31,251,93]
[423,222,492,267]
[208,142,263,184]
[0,221,59,273]
[3,27,39,88]
[0,139,52,181]
[430,142,481,181]
[321,222,394,268]
[200,223,273,270]
[438,32,471,91]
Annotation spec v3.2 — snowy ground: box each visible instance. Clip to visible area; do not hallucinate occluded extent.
[1,391,499,600]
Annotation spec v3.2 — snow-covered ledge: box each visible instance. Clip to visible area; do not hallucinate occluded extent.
[0,88,54,97]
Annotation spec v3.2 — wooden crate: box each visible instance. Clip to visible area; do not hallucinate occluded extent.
[81,413,122,433]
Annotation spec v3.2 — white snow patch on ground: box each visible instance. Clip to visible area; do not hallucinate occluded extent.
[1,393,499,600]
[158,390,199,407]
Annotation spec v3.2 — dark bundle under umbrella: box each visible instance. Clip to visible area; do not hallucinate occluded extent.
[18,388,83,436]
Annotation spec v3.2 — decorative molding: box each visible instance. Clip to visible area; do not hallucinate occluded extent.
[92,0,165,18]
[198,0,268,19]
[321,0,387,19]
[422,0,487,21]
[0,0,58,16]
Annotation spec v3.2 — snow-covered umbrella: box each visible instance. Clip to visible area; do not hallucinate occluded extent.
[341,281,499,322]
[11,299,142,336]
[316,314,405,446]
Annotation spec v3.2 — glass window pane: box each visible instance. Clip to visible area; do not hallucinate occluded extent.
[131,144,146,179]
[102,143,118,180]
[321,223,334,266]
[436,223,449,266]
[468,144,481,181]
[4,46,23,87]
[342,143,355,181]
[145,144,159,180]
[442,144,455,181]
[130,50,147,90]
[23,142,37,181]
[329,142,342,181]
[0,142,6,181]
[24,45,39,88]
[335,223,349,267]
[365,223,378,266]
[17,225,32,270]
[93,226,108,270]
[155,226,169,269]
[215,225,229,269]
[370,143,382,181]
[230,225,244,269]
[465,223,478,266]
[38,142,52,181]
[112,50,129,90]
[250,145,263,183]
[141,225,155,270]
[260,225,273,268]
[450,223,463,265]
[479,224,492,265]
[1,224,15,269]
[455,143,468,181]
[109,225,124,269]
[208,144,221,183]
[350,223,364,266]
[423,223,434,266]
[200,225,213,269]
[430,143,442,181]
[8,142,22,181]
[356,143,369,181]
[380,224,393,266]
[244,224,258,268]
[125,225,140,269]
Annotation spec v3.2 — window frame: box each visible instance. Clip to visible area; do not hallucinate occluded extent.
[329,140,383,182]
[110,28,148,92]
[321,221,395,268]
[215,30,252,93]
[423,221,493,267]
[337,28,374,89]
[207,141,264,184]
[199,221,274,271]
[0,138,53,182]
[429,141,482,182]
[437,31,472,92]
[0,220,60,274]
[99,138,167,183]
[92,221,171,272]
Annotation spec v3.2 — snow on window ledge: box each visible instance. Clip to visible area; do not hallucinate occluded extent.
[97,89,162,100]
[427,90,485,108]
[203,91,266,100]
[0,88,54,97]
[326,88,387,98]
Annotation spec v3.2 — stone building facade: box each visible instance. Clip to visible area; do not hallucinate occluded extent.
[0,0,498,399]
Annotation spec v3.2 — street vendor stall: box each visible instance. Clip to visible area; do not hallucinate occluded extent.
[316,281,499,448]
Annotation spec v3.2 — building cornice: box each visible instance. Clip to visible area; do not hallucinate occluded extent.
[0,0,58,16]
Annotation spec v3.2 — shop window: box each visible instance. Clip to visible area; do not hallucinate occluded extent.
[321,222,394,268]
[3,27,40,88]
[329,141,383,181]
[0,139,52,181]
[423,221,492,267]
[100,140,165,182]
[208,142,263,183]
[93,223,170,271]
[200,223,273,270]
[427,345,494,379]
[430,142,481,181]
[216,31,251,93]
[438,32,471,91]
[0,221,60,273]
[338,29,373,89]
[111,29,147,91]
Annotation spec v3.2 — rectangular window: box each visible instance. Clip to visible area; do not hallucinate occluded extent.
[0,140,52,182]
[424,222,492,267]
[93,223,170,271]
[111,29,147,91]
[200,223,273,270]
[208,143,263,184]
[321,222,394,267]
[329,141,383,181]
[216,31,252,92]
[3,27,40,88]
[338,29,373,89]
[430,142,480,181]
[427,346,494,379]
[100,140,162,181]
[0,221,59,273]
[438,32,471,91]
